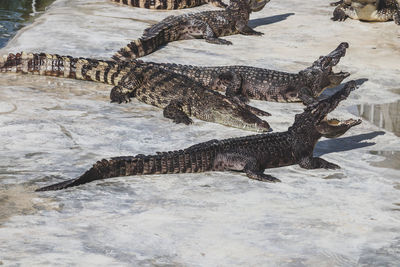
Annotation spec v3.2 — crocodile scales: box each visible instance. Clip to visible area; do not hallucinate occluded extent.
[112,0,269,61]
[146,42,351,104]
[110,0,227,9]
[331,0,400,24]
[0,52,272,132]
[35,81,362,191]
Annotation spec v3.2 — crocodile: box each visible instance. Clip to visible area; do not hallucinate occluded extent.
[110,0,227,9]
[112,0,270,61]
[331,0,400,24]
[35,81,362,191]
[0,52,272,132]
[146,42,351,105]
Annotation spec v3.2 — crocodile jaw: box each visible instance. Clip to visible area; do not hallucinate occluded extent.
[316,117,362,138]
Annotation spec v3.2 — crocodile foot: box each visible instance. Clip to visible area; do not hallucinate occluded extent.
[331,7,348,21]
[249,30,264,36]
[205,37,233,45]
[299,157,341,170]
[172,114,193,125]
[110,86,133,104]
[246,171,281,183]
[321,160,341,170]
[163,101,193,125]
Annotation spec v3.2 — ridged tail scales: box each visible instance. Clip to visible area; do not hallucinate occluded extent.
[36,147,218,191]
[0,52,132,86]
[110,0,207,9]
[112,17,181,61]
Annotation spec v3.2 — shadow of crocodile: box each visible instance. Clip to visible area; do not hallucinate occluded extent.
[249,13,295,28]
[315,131,385,157]
[320,78,369,98]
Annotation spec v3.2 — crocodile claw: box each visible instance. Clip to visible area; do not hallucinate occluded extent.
[110,86,133,104]
[332,7,348,21]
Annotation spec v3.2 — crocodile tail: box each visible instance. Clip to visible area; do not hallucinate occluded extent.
[35,148,216,191]
[112,36,170,61]
[112,17,181,61]
[0,52,129,86]
[111,0,204,9]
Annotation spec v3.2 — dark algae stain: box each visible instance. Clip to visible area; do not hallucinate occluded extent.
[0,0,55,48]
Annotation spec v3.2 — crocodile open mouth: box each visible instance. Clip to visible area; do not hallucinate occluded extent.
[326,117,361,127]
[318,116,362,138]
[313,70,351,98]
[327,70,351,87]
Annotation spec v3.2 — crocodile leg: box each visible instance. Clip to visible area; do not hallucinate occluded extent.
[163,100,193,125]
[210,71,250,103]
[110,72,143,103]
[235,20,264,36]
[110,85,136,103]
[299,157,341,170]
[243,160,281,182]
[200,21,233,45]
[332,4,355,21]
[223,74,249,103]
[246,170,281,182]
[181,19,232,45]
[209,71,270,117]
[214,153,281,182]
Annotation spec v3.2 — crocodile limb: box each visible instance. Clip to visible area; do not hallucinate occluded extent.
[331,0,400,24]
[0,52,271,132]
[149,42,350,105]
[110,0,227,9]
[112,0,269,61]
[35,81,361,191]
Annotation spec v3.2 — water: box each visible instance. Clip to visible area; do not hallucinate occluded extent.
[0,0,55,48]
[356,91,400,137]
[351,89,400,170]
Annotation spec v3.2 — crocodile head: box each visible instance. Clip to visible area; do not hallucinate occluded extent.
[198,96,272,132]
[228,0,270,12]
[290,80,361,139]
[299,42,351,101]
